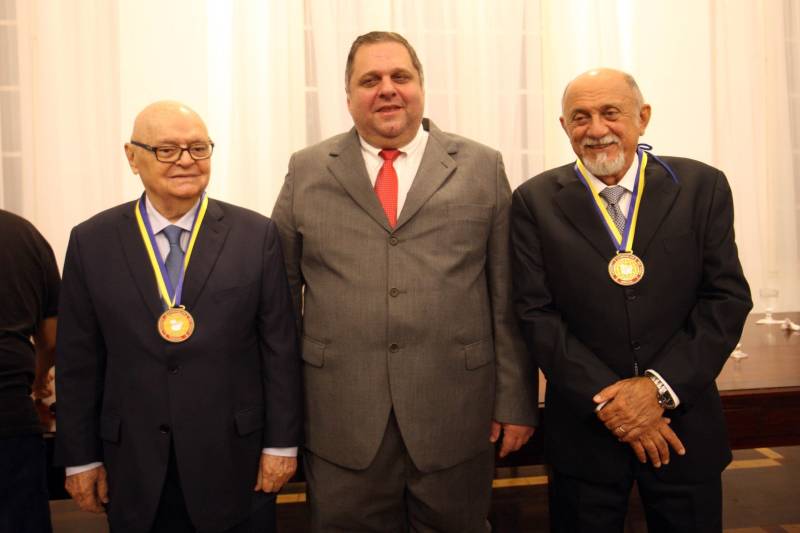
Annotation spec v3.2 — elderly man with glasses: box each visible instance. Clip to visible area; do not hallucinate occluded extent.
[55,100,302,533]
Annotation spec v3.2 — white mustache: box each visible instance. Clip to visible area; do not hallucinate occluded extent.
[583,134,621,147]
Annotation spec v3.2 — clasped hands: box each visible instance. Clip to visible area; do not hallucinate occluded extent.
[593,377,685,468]
[66,454,295,513]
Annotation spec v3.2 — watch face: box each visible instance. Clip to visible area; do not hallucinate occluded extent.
[658,391,674,409]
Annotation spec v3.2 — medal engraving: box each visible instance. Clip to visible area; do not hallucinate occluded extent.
[158,307,195,342]
[608,253,645,286]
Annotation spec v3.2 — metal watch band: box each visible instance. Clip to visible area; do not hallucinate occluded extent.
[645,371,676,409]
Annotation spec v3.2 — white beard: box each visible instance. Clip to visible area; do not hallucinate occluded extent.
[582,150,626,177]
[580,134,627,177]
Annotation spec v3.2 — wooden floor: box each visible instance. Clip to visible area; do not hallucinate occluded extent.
[50,446,800,532]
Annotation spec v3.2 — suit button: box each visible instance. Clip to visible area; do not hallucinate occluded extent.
[389,236,399,246]
[631,341,641,351]
[168,365,180,374]
[625,288,636,301]
[159,424,170,434]
[389,288,400,297]
[389,343,400,353]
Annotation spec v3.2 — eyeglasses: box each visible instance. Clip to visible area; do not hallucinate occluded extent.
[130,140,215,163]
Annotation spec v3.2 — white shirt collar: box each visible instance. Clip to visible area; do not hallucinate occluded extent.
[144,194,202,235]
[584,153,641,193]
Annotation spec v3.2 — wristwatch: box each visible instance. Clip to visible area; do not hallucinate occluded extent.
[645,370,677,410]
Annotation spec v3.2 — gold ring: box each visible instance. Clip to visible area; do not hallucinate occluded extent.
[617,425,626,434]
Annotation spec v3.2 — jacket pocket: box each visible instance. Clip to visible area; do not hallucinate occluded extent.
[99,414,121,443]
[662,231,697,253]
[444,204,493,252]
[213,281,257,303]
[302,335,326,368]
[234,406,265,436]
[447,204,493,221]
[464,338,494,370]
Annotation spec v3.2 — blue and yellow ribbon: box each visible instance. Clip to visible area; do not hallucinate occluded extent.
[134,193,208,308]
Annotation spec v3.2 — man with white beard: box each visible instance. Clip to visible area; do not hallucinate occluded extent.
[510,68,751,532]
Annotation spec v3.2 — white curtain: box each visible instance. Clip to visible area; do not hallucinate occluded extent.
[711,0,798,312]
[3,0,799,311]
[10,0,306,263]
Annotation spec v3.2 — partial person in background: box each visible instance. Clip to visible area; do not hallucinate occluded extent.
[55,101,302,533]
[272,31,538,532]
[0,209,59,533]
[511,68,752,532]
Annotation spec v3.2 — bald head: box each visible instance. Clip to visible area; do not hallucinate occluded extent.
[559,68,651,185]
[130,101,208,144]
[562,69,644,115]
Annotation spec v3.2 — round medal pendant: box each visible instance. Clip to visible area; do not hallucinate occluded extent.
[158,307,195,343]
[608,252,645,286]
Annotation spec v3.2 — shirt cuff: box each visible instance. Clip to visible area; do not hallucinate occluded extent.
[262,447,298,457]
[644,369,681,408]
[66,462,103,476]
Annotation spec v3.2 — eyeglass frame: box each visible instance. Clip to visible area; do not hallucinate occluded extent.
[129,140,215,163]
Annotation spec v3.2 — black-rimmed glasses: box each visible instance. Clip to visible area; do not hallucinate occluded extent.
[130,140,215,163]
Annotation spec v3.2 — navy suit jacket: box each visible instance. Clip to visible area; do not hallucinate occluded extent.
[511,156,752,483]
[55,198,301,532]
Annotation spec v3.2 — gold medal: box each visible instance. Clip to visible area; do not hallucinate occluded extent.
[608,253,645,286]
[158,306,195,343]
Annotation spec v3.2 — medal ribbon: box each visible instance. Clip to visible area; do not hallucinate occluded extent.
[574,148,647,253]
[134,193,208,308]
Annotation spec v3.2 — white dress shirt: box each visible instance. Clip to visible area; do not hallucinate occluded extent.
[358,124,429,218]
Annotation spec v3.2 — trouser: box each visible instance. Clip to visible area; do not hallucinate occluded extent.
[304,411,494,533]
[549,463,723,533]
[146,441,276,533]
[0,434,53,533]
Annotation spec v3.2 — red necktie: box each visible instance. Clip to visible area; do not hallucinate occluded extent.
[376,149,401,227]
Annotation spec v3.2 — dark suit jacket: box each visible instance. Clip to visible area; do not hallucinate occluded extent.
[55,198,301,533]
[511,156,752,483]
[272,119,538,473]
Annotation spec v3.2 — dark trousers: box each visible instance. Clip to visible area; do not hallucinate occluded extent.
[148,442,276,533]
[0,434,53,533]
[304,411,494,533]
[549,463,723,533]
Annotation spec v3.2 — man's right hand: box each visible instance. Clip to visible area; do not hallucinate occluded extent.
[65,465,109,513]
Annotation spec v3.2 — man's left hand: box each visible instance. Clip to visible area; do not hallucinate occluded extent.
[490,420,535,458]
[594,376,662,441]
[254,454,296,493]
[628,417,686,467]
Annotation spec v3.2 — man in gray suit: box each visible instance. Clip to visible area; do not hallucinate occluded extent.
[272,31,538,532]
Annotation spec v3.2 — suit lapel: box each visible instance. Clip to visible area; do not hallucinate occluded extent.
[327,128,393,232]
[553,158,681,261]
[554,168,617,260]
[395,120,457,231]
[118,204,163,320]
[633,158,680,257]
[181,199,229,310]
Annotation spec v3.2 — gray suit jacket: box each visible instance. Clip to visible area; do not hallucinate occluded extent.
[272,119,538,472]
